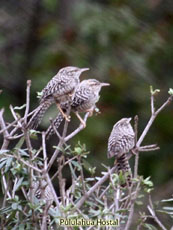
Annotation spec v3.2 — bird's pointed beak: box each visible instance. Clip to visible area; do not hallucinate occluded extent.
[101,82,110,87]
[80,67,90,72]
[127,118,132,122]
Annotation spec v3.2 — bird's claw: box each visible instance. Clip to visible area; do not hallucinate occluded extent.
[64,115,71,122]
[81,120,86,128]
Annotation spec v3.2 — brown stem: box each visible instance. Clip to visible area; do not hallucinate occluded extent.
[75,165,117,209]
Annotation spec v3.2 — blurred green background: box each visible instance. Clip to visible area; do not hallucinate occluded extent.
[0,0,173,196]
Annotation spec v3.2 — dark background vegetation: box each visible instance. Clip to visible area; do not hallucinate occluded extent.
[0,0,173,199]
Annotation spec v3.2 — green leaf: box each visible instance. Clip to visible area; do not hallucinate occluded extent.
[37,91,43,99]
[18,149,29,157]
[11,203,18,210]
[144,223,158,230]
[168,88,173,95]
[163,206,173,211]
[118,170,126,185]
[19,224,25,230]
[29,129,40,139]
[53,145,64,152]
[13,177,24,192]
[90,208,101,216]
[71,160,82,171]
[14,137,25,149]
[85,177,95,181]
[150,85,160,96]
[0,149,9,155]
[14,104,26,110]
[157,210,173,215]
[0,159,7,169]
[135,200,143,205]
[4,157,13,173]
[74,147,82,155]
[143,177,153,187]
[111,173,119,184]
[61,203,72,212]
[82,159,95,174]
[69,162,77,180]
[161,198,173,202]
[94,198,105,206]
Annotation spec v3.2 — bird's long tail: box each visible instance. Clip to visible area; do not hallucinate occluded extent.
[116,153,132,187]
[46,113,64,139]
[28,99,53,129]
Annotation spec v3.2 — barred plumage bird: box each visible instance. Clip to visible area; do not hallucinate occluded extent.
[33,180,54,229]
[33,180,54,203]
[28,66,89,129]
[107,118,135,187]
[46,79,110,139]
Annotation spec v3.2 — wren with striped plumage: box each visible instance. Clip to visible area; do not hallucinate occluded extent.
[27,66,89,129]
[33,180,54,229]
[46,79,110,139]
[107,118,135,187]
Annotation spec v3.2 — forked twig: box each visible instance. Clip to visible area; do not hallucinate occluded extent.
[147,196,167,230]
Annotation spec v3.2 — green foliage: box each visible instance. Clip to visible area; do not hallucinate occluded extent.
[36,91,43,99]
[150,85,160,96]
[159,197,173,218]
[168,88,173,96]
[143,223,158,230]
[142,176,154,193]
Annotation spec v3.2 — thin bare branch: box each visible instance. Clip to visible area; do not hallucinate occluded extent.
[148,196,167,230]
[64,112,89,142]
[1,171,11,199]
[75,165,117,209]
[134,115,138,145]
[124,181,141,230]
[7,133,24,140]
[24,80,31,124]
[47,140,63,171]
[78,156,86,194]
[133,115,139,178]
[151,93,155,115]
[99,184,111,199]
[0,107,48,135]
[138,147,160,152]
[42,132,48,170]
[24,130,34,203]
[47,108,71,171]
[32,147,42,161]
[0,120,17,135]
[9,105,22,128]
[57,156,66,206]
[0,109,9,138]
[137,95,172,148]
[41,132,61,211]
[155,95,172,115]
[0,109,10,150]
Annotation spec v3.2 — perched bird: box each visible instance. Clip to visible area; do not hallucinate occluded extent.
[32,180,54,229]
[27,66,89,129]
[33,180,54,203]
[46,79,110,139]
[107,118,135,187]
